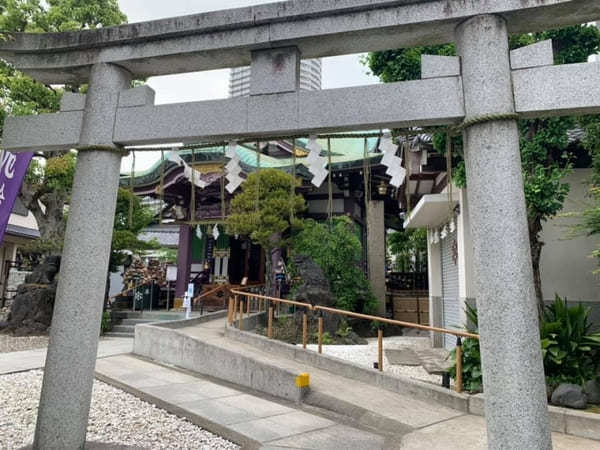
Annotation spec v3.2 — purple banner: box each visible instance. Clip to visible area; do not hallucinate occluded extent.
[0,151,34,245]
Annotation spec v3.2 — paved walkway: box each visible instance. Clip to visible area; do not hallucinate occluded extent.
[96,354,390,450]
[0,337,133,375]
[95,353,600,450]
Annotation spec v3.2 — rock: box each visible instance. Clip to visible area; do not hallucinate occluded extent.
[551,383,588,409]
[4,256,60,336]
[584,379,600,405]
[24,255,60,285]
[290,254,340,333]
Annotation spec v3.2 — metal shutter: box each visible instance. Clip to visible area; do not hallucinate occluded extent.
[440,229,460,350]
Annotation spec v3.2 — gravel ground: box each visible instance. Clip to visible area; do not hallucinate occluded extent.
[0,370,239,450]
[307,335,444,385]
[0,335,49,354]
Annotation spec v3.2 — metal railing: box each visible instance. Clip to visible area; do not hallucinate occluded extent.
[229,289,479,393]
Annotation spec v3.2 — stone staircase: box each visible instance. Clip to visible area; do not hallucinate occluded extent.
[105,311,192,338]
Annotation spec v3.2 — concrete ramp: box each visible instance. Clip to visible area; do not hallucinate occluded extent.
[133,312,464,437]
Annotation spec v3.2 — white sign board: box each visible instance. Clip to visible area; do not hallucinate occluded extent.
[166,265,178,281]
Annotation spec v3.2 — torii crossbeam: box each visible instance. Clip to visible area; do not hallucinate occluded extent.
[1,1,599,449]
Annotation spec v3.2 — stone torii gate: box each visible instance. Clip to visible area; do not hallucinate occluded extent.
[1,1,600,448]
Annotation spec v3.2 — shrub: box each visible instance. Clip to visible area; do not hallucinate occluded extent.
[100,311,112,335]
[448,304,482,393]
[292,217,378,314]
[540,295,600,386]
[449,296,600,392]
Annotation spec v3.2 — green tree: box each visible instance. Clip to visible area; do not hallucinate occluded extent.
[388,228,428,273]
[365,25,600,317]
[292,216,378,314]
[226,169,305,295]
[0,0,127,256]
[110,188,159,273]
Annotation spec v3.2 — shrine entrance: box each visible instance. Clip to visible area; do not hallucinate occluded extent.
[2,2,600,449]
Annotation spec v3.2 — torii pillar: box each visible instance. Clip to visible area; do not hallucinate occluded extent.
[33,63,131,449]
[457,16,551,449]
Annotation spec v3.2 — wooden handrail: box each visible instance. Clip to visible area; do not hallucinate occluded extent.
[230,289,312,309]
[231,289,479,340]
[313,305,480,340]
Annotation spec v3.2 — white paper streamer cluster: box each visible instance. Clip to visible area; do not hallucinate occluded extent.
[225,141,244,193]
[168,150,207,189]
[429,217,456,244]
[305,136,329,187]
[379,132,406,188]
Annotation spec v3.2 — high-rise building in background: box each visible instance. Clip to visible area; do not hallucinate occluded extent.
[229,59,322,97]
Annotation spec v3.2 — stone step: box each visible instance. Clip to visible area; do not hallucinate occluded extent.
[112,325,135,334]
[121,319,155,326]
[104,331,134,338]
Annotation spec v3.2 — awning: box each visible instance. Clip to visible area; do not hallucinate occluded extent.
[403,193,459,229]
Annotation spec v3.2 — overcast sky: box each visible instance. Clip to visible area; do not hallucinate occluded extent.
[117,0,380,171]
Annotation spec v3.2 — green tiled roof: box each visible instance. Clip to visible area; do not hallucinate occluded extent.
[121,136,382,187]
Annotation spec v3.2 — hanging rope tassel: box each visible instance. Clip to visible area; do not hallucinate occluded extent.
[159,149,165,225]
[256,141,261,213]
[290,138,296,223]
[190,148,196,224]
[446,131,453,219]
[405,132,411,216]
[327,138,333,225]
[221,145,226,221]
[129,150,135,229]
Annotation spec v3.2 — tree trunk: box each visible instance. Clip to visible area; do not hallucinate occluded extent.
[528,216,545,320]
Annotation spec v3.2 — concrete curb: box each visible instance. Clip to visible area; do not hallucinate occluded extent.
[94,370,260,449]
[134,313,308,403]
[226,326,600,442]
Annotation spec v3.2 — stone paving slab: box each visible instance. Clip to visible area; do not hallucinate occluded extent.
[398,414,600,450]
[0,337,133,375]
[95,354,387,450]
[385,348,421,366]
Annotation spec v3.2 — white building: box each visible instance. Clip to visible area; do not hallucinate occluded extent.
[229,59,322,97]
[1,198,40,304]
[405,165,600,348]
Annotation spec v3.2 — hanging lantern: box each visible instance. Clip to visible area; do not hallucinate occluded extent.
[378,180,388,196]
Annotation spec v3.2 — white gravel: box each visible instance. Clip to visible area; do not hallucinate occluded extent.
[307,335,444,385]
[0,335,49,354]
[0,370,239,450]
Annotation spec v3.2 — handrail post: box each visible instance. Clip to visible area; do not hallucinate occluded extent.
[239,300,244,331]
[234,294,239,322]
[228,297,233,325]
[302,311,308,349]
[378,326,383,372]
[455,337,463,393]
[247,296,251,316]
[318,310,323,354]
[268,302,274,339]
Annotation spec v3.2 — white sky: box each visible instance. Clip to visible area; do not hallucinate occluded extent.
[117,0,380,171]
